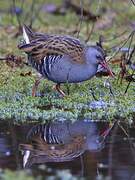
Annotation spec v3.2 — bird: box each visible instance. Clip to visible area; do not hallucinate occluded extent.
[18,25,113,96]
[20,120,105,168]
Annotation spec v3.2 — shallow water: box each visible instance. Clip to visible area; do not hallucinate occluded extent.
[0,120,135,180]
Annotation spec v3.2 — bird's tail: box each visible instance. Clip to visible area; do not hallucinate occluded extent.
[23,24,34,44]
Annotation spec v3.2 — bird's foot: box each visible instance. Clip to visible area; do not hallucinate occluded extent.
[53,84,66,97]
[32,76,43,97]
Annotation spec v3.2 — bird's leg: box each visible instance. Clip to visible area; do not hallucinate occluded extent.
[32,76,43,97]
[53,83,66,97]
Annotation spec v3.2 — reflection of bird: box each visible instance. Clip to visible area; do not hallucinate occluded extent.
[18,25,113,96]
[20,120,104,167]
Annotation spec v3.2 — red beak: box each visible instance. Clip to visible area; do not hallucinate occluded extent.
[99,60,114,77]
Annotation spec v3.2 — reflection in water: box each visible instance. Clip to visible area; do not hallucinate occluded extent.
[20,120,105,168]
[0,120,135,179]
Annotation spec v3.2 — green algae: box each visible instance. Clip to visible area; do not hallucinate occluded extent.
[0,66,134,123]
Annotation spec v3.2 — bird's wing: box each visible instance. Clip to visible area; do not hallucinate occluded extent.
[18,35,85,64]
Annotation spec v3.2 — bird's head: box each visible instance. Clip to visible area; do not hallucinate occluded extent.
[86,45,114,77]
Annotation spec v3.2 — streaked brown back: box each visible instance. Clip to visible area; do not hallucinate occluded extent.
[19,34,86,64]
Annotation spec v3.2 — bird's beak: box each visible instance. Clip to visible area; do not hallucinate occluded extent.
[99,60,114,77]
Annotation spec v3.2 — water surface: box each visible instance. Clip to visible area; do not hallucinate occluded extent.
[0,120,135,180]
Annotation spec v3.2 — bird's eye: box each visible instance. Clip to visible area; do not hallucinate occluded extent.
[96,55,105,61]
[96,55,101,59]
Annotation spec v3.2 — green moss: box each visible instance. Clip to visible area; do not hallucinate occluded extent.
[1,170,39,180]
[0,66,134,123]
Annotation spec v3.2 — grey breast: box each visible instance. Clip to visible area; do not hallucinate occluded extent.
[49,55,98,83]
[28,54,98,83]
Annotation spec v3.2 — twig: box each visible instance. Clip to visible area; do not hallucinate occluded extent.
[29,0,36,28]
[23,0,37,27]
[12,0,22,28]
[126,33,134,61]
[85,21,95,43]
[96,0,102,14]
[118,122,129,138]
[127,45,135,64]
[80,155,84,177]
[108,120,119,179]
[76,0,83,38]
[9,123,22,169]
[118,122,135,161]
[0,54,29,67]
[20,0,25,10]
[101,120,118,140]
[124,70,135,94]
[68,1,99,21]
[0,57,7,61]
[107,30,135,62]
[130,0,135,6]
[123,44,135,94]
[105,30,128,44]
[28,3,44,26]
[116,53,126,85]
[89,88,98,101]
[85,0,102,43]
